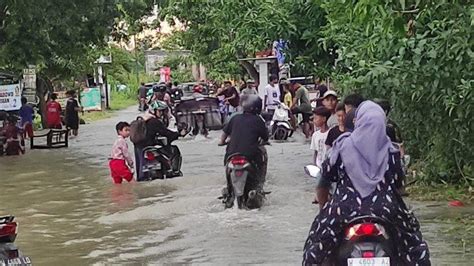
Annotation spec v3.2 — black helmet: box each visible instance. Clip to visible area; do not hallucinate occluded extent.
[241,94,262,114]
[373,98,391,114]
[153,83,167,93]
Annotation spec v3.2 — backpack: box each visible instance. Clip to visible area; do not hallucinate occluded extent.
[130,116,147,144]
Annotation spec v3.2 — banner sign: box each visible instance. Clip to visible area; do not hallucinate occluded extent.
[80,87,102,111]
[0,83,22,111]
[23,68,36,89]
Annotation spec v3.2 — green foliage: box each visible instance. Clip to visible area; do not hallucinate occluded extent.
[159,0,331,78]
[323,0,473,184]
[0,0,154,80]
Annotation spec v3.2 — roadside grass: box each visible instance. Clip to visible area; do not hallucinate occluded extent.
[407,183,473,203]
[81,93,136,123]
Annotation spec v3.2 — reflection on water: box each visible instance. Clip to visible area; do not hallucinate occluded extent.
[0,109,472,265]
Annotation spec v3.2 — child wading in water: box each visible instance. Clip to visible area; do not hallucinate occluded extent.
[109,122,134,184]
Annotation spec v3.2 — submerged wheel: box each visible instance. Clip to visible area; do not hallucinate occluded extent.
[274,127,288,140]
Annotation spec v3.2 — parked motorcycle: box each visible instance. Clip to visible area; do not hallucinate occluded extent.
[219,142,269,209]
[304,165,399,265]
[0,216,31,265]
[269,102,293,141]
[141,136,183,181]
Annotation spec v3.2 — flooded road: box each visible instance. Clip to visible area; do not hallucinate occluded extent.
[0,107,472,265]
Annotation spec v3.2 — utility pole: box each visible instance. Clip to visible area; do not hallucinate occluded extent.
[134,35,140,84]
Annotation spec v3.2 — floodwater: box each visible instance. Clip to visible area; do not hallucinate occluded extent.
[0,107,472,265]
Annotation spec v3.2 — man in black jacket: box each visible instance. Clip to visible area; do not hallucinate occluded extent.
[219,95,269,188]
[135,101,182,181]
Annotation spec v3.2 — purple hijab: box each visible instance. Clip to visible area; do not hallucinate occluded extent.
[330,101,395,198]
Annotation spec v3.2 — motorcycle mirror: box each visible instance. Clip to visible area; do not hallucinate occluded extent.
[304,165,321,179]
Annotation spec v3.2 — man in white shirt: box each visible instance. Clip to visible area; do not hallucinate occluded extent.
[310,107,331,168]
[264,75,281,115]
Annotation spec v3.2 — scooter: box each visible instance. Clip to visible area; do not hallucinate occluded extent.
[269,102,293,141]
[304,165,399,265]
[141,136,183,181]
[219,142,269,209]
[0,216,31,265]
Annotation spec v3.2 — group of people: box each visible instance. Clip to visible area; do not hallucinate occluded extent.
[0,90,83,156]
[138,82,183,112]
[303,97,429,265]
[109,76,429,265]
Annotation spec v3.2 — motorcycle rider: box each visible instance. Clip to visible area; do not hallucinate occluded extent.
[303,101,430,265]
[192,84,205,99]
[152,83,172,107]
[134,101,184,181]
[218,94,269,189]
[170,81,184,102]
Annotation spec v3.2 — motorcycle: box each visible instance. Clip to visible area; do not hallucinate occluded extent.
[0,216,31,265]
[141,136,183,181]
[170,88,183,104]
[269,102,293,141]
[304,165,399,265]
[219,142,269,209]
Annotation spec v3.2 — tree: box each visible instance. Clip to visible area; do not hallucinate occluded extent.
[0,0,154,123]
[321,0,473,183]
[159,0,331,81]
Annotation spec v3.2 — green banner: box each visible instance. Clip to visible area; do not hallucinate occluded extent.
[81,87,102,111]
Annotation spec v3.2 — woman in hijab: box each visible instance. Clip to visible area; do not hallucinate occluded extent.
[303,101,430,265]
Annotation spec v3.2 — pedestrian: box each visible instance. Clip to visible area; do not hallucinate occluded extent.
[310,107,331,169]
[290,82,313,138]
[312,77,328,107]
[109,121,134,184]
[65,90,81,137]
[138,82,147,111]
[217,81,240,116]
[320,90,339,129]
[373,98,404,155]
[281,80,293,108]
[325,103,346,148]
[46,93,63,129]
[374,98,407,195]
[342,93,365,113]
[240,80,258,96]
[2,115,25,155]
[18,97,34,139]
[264,75,281,115]
[217,85,227,123]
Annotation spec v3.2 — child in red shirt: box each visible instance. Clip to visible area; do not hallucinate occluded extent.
[46,93,62,129]
[109,122,134,184]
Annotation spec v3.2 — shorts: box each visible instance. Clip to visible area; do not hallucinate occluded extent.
[66,116,79,130]
[23,123,33,139]
[109,159,133,184]
[291,107,311,123]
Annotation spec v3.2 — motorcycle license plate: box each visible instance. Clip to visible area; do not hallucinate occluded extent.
[347,257,390,266]
[1,257,32,266]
